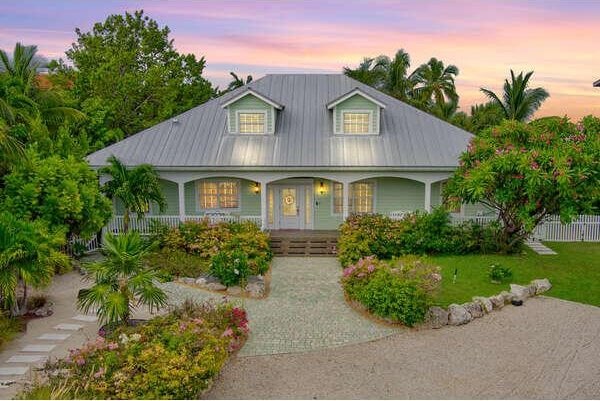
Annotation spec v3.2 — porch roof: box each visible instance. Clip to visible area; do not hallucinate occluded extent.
[87,74,473,169]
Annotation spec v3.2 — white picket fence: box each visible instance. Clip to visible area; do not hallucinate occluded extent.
[102,215,262,236]
[448,214,600,242]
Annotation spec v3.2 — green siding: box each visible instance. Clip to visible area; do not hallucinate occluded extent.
[184,178,260,216]
[374,178,425,213]
[314,179,343,230]
[334,94,379,134]
[227,95,275,134]
[149,180,179,215]
[431,181,443,208]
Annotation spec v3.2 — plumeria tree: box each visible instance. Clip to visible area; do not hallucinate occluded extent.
[444,116,600,252]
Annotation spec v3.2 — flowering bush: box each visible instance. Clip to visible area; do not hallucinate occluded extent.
[210,249,250,287]
[338,209,501,267]
[149,219,271,278]
[19,300,249,399]
[341,256,441,326]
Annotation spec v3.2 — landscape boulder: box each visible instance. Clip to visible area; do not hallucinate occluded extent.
[472,296,493,313]
[509,284,530,301]
[531,278,552,294]
[206,282,226,291]
[500,290,514,304]
[462,302,484,319]
[426,306,449,329]
[448,304,472,326]
[226,286,243,295]
[489,294,505,309]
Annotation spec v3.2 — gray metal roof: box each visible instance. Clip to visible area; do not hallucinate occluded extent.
[87,74,473,169]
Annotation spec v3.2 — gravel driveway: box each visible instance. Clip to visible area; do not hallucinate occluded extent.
[207,296,600,399]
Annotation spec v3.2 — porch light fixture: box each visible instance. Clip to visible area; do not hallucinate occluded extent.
[318,181,326,195]
[253,182,260,194]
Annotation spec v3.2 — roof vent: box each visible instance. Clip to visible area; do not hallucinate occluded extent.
[172,118,179,124]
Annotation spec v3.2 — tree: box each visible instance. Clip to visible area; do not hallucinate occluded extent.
[480,70,549,121]
[2,151,112,238]
[226,72,253,91]
[411,57,459,108]
[100,156,165,232]
[0,213,57,315]
[66,10,215,137]
[469,102,505,134]
[0,42,44,91]
[77,232,167,326]
[444,116,600,252]
[343,57,388,89]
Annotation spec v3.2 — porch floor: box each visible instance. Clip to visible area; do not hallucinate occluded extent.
[269,230,339,256]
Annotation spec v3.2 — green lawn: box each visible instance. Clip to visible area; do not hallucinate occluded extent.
[426,242,600,307]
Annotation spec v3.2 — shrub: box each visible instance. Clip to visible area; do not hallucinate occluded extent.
[210,249,250,287]
[341,256,440,326]
[152,219,271,278]
[145,248,210,279]
[338,208,503,266]
[0,312,23,351]
[18,300,249,400]
[488,263,513,283]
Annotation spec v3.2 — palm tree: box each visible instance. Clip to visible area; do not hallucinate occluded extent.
[470,101,505,133]
[382,49,413,100]
[343,57,388,89]
[0,121,24,166]
[480,70,549,121]
[77,232,167,326]
[0,213,54,316]
[100,156,166,232]
[0,43,44,91]
[227,72,253,91]
[411,57,459,108]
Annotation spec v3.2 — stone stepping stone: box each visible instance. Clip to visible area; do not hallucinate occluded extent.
[0,366,29,376]
[7,355,47,363]
[21,344,56,353]
[53,323,83,331]
[38,333,71,341]
[71,314,98,322]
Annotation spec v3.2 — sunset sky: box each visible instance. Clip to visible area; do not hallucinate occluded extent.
[1,0,599,119]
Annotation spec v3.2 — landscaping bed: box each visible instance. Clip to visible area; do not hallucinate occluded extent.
[19,300,249,399]
[147,220,272,298]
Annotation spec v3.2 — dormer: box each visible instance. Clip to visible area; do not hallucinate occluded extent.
[327,88,386,135]
[221,88,284,135]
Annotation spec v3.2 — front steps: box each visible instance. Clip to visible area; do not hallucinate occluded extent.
[270,230,339,257]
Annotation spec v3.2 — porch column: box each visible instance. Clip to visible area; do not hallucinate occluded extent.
[424,181,432,212]
[260,181,268,230]
[342,181,350,221]
[178,182,186,222]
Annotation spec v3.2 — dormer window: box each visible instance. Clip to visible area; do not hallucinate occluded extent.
[326,88,386,135]
[239,112,266,134]
[221,88,284,135]
[343,111,371,134]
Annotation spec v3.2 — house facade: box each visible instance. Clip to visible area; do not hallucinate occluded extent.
[88,74,479,231]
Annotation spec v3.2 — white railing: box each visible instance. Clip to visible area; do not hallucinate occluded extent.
[103,215,262,235]
[64,234,101,256]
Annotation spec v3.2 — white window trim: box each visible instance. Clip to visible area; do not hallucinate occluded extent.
[195,179,242,213]
[334,109,379,135]
[235,110,268,135]
[331,182,343,216]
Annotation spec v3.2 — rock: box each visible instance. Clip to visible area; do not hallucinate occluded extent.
[448,304,472,326]
[195,277,207,286]
[510,284,530,301]
[472,296,493,313]
[32,302,53,317]
[226,286,242,295]
[181,277,196,285]
[426,306,448,329]
[500,290,514,304]
[531,278,552,294]
[462,302,484,319]
[489,294,505,309]
[246,282,265,298]
[206,282,226,291]
[527,284,537,297]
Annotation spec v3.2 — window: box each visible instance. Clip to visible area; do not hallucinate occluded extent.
[238,112,265,134]
[343,112,371,134]
[199,180,239,209]
[351,182,374,213]
[332,181,374,214]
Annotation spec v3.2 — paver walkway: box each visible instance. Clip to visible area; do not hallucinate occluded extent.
[160,257,398,356]
[526,240,558,255]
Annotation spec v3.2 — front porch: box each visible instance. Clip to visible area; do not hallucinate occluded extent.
[106,170,462,232]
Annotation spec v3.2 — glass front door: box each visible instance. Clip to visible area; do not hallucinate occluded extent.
[280,187,301,229]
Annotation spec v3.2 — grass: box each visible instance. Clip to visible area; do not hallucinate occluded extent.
[426,242,600,307]
[0,313,24,350]
[144,248,210,280]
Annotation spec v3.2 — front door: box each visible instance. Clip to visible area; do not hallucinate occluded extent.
[280,186,302,229]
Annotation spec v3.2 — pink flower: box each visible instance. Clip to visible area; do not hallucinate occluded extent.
[76,357,85,366]
[107,342,119,350]
[530,161,539,170]
[93,368,105,378]
[367,264,376,273]
[222,327,234,337]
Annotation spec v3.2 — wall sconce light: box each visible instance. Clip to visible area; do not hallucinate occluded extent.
[318,181,326,196]
[253,182,260,194]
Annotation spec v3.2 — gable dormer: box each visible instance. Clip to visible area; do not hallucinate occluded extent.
[327,88,386,135]
[221,88,284,135]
